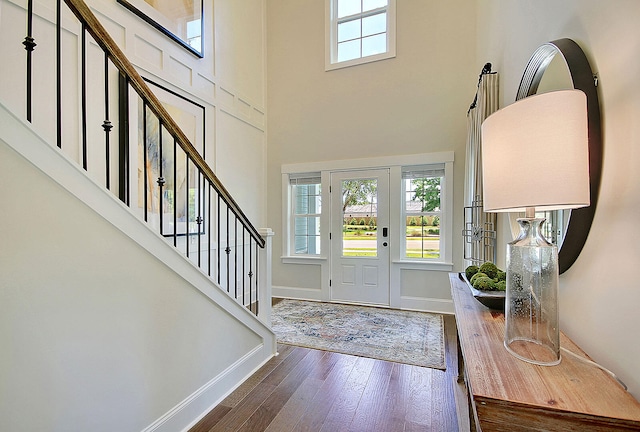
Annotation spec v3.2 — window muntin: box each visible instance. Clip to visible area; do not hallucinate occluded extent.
[327,0,396,70]
[403,166,444,260]
[290,174,322,255]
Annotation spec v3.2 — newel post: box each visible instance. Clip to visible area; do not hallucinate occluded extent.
[258,228,274,327]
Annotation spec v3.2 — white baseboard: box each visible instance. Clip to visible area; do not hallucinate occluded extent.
[273,287,454,315]
[400,296,454,314]
[140,343,275,432]
[272,285,322,301]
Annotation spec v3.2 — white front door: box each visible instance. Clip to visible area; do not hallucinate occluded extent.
[330,169,390,306]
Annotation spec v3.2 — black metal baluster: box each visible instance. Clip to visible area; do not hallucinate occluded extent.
[248,237,253,311]
[208,184,212,276]
[23,0,36,122]
[197,170,202,268]
[173,139,178,247]
[186,158,190,258]
[242,229,246,307]
[217,195,221,285]
[157,124,164,235]
[103,53,112,189]
[255,240,259,315]
[201,118,207,273]
[56,0,61,148]
[234,215,238,300]
[142,103,148,222]
[81,24,87,170]
[226,206,231,293]
[118,73,130,206]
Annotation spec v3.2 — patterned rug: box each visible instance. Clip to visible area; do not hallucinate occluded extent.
[271,299,445,369]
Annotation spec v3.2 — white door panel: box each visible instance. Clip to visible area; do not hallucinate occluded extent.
[330,169,390,306]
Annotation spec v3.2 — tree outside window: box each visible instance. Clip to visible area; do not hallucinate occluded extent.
[403,168,443,259]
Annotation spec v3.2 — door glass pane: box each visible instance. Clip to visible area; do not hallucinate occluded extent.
[342,179,377,257]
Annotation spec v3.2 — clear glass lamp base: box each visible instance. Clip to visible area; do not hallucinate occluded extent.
[504,217,561,366]
[504,339,561,366]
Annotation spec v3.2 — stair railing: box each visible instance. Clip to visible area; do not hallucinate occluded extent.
[20,0,266,316]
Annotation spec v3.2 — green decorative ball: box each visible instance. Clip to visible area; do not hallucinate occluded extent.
[465,265,479,281]
[479,262,499,279]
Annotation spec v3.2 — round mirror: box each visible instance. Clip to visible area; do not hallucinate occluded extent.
[509,54,574,250]
[512,38,602,274]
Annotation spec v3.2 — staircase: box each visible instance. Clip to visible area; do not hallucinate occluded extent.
[0,0,275,431]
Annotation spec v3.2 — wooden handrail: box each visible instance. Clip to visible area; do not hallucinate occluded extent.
[64,0,264,248]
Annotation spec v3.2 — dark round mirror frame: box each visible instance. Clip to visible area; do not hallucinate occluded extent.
[515,38,602,274]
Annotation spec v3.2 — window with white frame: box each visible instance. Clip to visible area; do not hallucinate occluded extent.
[325,0,396,70]
[402,165,445,260]
[289,173,322,255]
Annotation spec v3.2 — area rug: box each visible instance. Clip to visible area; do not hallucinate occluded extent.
[271,299,445,370]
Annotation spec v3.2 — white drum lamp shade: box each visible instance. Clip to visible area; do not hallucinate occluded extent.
[481,90,590,214]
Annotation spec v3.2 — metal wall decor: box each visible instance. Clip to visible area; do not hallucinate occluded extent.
[117,0,204,58]
[463,196,497,265]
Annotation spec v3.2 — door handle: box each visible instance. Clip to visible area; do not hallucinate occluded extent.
[382,227,388,237]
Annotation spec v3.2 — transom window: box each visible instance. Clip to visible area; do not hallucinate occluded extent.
[326,0,396,70]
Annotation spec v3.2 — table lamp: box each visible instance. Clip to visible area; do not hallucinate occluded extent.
[481,89,590,366]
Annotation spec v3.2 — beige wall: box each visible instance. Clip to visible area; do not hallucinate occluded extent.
[266,0,477,305]
[476,0,640,398]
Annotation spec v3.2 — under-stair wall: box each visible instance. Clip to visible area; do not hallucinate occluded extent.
[0,103,275,431]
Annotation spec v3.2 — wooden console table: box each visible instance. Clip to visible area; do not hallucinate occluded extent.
[449,272,640,431]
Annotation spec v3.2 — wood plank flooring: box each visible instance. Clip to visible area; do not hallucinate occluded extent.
[190,314,458,432]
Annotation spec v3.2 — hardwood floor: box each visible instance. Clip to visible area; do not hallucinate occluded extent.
[189,315,459,432]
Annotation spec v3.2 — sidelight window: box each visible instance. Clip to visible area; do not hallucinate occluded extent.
[402,165,445,260]
[289,173,322,255]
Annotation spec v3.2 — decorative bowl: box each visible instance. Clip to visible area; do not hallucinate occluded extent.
[459,272,505,310]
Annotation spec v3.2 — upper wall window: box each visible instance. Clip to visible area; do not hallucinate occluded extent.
[325,0,396,71]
